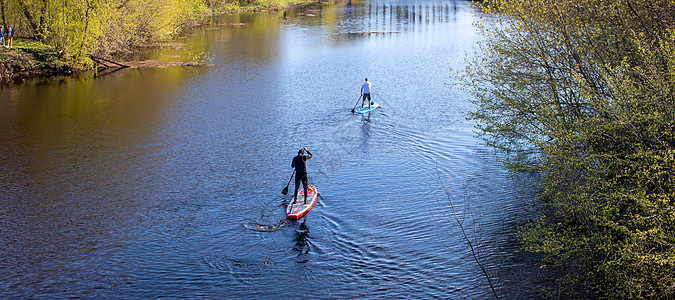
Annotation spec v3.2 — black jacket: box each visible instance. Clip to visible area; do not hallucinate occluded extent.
[291,150,313,174]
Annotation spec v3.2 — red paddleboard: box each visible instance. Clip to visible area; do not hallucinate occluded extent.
[286,185,318,219]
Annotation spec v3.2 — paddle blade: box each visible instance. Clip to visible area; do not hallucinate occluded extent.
[282,186,289,195]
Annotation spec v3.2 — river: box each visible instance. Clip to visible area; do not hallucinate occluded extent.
[0,0,548,298]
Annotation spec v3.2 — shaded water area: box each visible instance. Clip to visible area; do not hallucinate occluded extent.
[0,0,549,298]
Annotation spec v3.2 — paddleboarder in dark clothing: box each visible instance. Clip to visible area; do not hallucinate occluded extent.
[292,147,313,204]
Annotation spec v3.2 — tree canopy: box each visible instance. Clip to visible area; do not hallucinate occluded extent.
[465,0,675,298]
[0,0,293,66]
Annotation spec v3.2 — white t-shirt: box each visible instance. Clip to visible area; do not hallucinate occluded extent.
[362,81,371,94]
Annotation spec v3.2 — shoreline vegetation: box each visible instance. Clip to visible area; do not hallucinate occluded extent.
[466,0,674,298]
[0,0,336,84]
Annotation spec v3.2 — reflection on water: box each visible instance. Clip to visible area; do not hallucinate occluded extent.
[294,221,311,260]
[0,1,548,298]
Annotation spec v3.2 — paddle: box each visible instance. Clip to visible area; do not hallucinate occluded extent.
[281,169,296,195]
[351,95,363,113]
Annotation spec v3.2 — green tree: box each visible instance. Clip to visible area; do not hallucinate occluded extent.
[2,0,207,66]
[1,0,308,66]
[464,0,675,298]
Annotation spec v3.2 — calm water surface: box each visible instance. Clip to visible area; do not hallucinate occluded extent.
[0,1,546,298]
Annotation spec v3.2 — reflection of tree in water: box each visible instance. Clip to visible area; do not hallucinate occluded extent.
[294,221,311,258]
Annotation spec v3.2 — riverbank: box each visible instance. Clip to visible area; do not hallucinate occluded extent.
[0,0,331,84]
[0,38,73,83]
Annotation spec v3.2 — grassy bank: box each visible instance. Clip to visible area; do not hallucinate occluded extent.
[0,38,72,83]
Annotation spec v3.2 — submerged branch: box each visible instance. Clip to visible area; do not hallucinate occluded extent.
[436,168,499,300]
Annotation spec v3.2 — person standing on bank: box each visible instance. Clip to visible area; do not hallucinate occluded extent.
[0,26,5,48]
[7,26,13,48]
[361,78,372,108]
[291,147,313,204]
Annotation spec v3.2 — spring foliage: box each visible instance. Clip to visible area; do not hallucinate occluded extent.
[1,0,211,65]
[0,0,293,66]
[465,0,675,298]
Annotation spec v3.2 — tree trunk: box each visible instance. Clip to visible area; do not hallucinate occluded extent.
[0,0,6,29]
[16,0,46,40]
[39,0,48,41]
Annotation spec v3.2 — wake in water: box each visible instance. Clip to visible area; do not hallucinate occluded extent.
[242,219,291,232]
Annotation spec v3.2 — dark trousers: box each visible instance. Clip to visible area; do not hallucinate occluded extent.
[294,172,308,201]
[362,93,371,106]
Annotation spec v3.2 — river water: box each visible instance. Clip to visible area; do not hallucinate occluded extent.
[0,0,547,298]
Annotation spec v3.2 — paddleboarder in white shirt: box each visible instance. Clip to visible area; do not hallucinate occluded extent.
[360,78,372,108]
